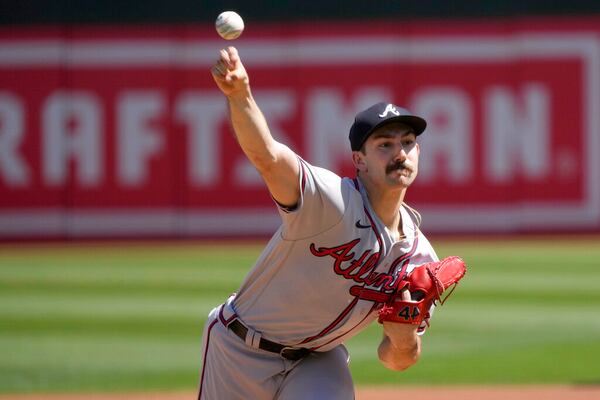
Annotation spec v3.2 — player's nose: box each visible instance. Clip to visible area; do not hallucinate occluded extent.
[393,145,407,163]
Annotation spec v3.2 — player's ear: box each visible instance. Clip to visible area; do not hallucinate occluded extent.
[352,151,367,172]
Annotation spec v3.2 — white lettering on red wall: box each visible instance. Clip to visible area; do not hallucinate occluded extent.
[0,23,599,237]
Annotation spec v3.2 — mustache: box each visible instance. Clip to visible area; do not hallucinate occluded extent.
[386,160,413,174]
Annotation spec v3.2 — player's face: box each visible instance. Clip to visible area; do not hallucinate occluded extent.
[354,123,420,189]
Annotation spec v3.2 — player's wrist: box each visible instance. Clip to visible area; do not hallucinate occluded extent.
[383,322,419,348]
[226,86,253,103]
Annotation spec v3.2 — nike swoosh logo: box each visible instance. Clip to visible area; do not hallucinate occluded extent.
[355,220,371,229]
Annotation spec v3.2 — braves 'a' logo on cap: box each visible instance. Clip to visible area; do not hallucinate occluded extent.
[378,104,400,118]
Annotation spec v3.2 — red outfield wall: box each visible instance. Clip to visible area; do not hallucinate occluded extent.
[1,18,599,238]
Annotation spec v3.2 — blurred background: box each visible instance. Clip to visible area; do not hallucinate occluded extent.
[2,0,600,238]
[1,0,600,397]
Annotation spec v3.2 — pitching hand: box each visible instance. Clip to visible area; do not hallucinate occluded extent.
[211,46,249,97]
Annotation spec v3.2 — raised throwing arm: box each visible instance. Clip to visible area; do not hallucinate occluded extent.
[211,46,300,208]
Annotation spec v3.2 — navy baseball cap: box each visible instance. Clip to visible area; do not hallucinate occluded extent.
[349,102,427,151]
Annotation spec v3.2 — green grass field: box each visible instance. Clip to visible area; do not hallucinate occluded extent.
[1,237,599,393]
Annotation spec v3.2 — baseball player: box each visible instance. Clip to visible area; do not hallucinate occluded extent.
[200,46,439,400]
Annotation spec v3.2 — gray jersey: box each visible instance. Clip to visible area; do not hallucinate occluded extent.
[231,158,438,351]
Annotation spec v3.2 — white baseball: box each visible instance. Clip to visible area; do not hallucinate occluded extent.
[215,11,244,40]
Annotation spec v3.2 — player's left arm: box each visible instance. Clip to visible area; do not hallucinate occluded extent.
[377,290,421,371]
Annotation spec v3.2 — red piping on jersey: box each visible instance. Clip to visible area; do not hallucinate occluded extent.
[353,178,385,253]
[218,304,237,327]
[305,178,420,350]
[387,235,419,275]
[310,301,378,351]
[348,234,419,303]
[354,175,420,278]
[297,179,383,347]
[299,297,359,345]
[313,237,420,351]
[197,317,219,400]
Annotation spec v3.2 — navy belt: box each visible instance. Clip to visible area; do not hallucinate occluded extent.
[228,319,312,361]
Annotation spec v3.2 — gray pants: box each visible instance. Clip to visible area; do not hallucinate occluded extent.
[197,305,355,400]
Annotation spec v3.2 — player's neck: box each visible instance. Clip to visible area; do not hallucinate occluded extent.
[360,177,406,231]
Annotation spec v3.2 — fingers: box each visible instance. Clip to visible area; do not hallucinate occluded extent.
[212,47,240,79]
[400,289,411,302]
[211,46,247,92]
[219,48,233,70]
[227,46,240,68]
[212,59,225,75]
[210,59,227,81]
[219,46,239,69]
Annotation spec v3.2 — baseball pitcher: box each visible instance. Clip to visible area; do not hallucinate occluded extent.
[199,46,466,400]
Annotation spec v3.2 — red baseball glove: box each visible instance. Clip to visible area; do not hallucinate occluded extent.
[378,256,467,325]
